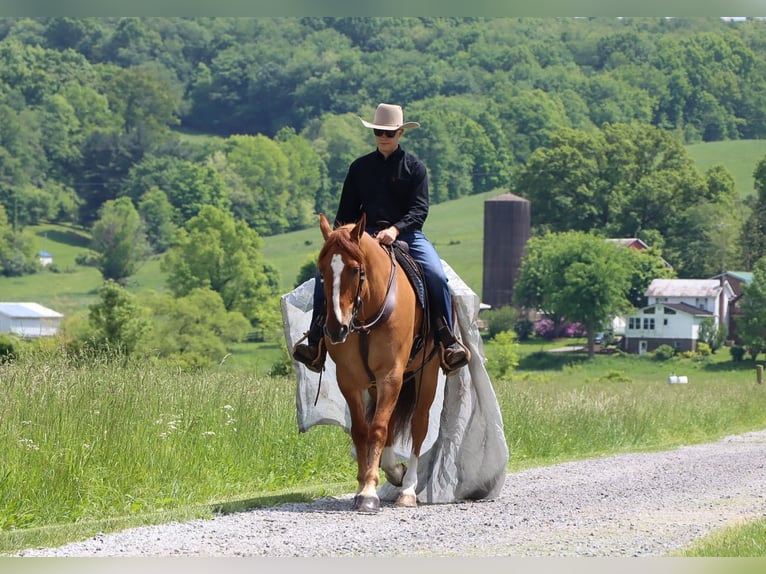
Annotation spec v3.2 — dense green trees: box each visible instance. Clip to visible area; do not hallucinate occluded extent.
[2,18,766,241]
[1,17,766,359]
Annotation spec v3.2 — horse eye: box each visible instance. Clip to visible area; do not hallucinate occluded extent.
[350,267,360,276]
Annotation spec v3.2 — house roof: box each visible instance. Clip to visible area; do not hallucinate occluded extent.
[0,302,63,319]
[711,271,753,284]
[646,278,725,299]
[662,302,714,317]
[606,238,649,249]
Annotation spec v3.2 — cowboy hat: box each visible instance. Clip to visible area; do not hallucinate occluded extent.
[359,103,420,131]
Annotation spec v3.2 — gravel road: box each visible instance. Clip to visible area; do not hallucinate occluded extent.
[18,429,766,558]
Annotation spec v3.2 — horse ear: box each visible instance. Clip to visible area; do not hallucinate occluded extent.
[319,213,332,240]
[352,213,366,243]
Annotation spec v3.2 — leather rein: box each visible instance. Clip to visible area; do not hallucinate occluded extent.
[349,245,397,386]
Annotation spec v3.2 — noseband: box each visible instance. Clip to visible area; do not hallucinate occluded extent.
[349,246,397,334]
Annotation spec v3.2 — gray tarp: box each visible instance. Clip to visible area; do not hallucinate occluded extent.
[280,261,508,503]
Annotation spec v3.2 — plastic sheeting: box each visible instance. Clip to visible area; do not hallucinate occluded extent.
[280,261,508,503]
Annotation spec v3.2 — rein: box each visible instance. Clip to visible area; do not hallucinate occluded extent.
[349,245,397,334]
[349,245,397,386]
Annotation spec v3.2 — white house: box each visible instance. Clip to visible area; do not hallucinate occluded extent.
[37,250,53,267]
[0,302,64,338]
[622,279,735,354]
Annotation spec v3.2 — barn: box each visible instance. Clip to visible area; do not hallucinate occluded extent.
[0,302,64,338]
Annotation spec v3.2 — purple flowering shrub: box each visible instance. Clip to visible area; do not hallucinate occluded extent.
[533,319,585,340]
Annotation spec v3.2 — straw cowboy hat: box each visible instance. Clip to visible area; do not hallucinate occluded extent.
[359,103,420,131]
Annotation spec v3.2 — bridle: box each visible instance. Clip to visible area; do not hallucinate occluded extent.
[348,246,397,334]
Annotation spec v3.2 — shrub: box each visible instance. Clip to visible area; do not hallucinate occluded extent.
[534,319,557,340]
[0,334,17,363]
[485,306,518,339]
[652,344,676,361]
[514,317,534,341]
[696,342,712,356]
[486,329,520,380]
[730,345,746,362]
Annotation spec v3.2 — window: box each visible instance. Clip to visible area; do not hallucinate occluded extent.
[663,307,676,314]
[643,318,655,330]
[629,317,640,330]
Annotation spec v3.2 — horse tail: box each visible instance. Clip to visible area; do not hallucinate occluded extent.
[389,377,417,443]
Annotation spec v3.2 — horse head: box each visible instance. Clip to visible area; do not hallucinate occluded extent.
[318,213,367,345]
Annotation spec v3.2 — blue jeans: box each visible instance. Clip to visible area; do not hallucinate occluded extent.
[311,229,454,333]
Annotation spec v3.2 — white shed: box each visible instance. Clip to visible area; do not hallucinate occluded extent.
[0,302,63,338]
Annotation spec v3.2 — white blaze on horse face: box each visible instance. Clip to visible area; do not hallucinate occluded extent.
[330,253,345,326]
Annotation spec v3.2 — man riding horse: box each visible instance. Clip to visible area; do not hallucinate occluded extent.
[292,102,470,375]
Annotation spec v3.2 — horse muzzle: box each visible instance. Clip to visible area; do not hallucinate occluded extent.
[324,323,350,345]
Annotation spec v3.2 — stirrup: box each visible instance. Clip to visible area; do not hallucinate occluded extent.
[439,340,471,374]
[292,336,326,373]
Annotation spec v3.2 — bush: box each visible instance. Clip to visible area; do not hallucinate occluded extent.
[696,342,712,356]
[485,306,518,339]
[534,319,557,340]
[514,317,534,341]
[652,344,676,361]
[486,329,520,380]
[0,334,17,363]
[730,345,746,362]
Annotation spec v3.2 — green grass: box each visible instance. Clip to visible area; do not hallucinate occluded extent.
[686,139,766,198]
[681,518,766,557]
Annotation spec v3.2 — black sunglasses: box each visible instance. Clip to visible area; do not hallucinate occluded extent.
[373,128,399,138]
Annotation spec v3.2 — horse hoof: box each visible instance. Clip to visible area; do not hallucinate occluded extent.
[353,495,380,513]
[395,493,417,508]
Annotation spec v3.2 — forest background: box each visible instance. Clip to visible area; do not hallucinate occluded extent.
[2,16,766,364]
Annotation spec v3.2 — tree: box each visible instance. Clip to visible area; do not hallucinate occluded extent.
[737,256,766,360]
[514,231,632,358]
[698,317,727,354]
[740,156,766,269]
[275,126,329,231]
[90,197,150,282]
[121,155,229,225]
[161,205,279,330]
[87,280,150,355]
[223,134,291,235]
[137,187,176,254]
[141,288,251,369]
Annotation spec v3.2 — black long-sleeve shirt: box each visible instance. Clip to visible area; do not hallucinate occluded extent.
[334,146,429,233]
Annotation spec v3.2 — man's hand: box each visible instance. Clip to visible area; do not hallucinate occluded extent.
[376,226,399,246]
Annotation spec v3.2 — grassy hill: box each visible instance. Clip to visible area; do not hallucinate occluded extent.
[686,139,766,197]
[4,140,765,321]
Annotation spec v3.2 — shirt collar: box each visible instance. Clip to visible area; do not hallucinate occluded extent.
[375,145,404,162]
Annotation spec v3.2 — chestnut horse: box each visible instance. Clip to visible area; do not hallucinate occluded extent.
[317,212,441,513]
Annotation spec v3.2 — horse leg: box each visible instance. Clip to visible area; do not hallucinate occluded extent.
[341,388,372,510]
[381,446,406,487]
[355,375,402,513]
[396,364,440,508]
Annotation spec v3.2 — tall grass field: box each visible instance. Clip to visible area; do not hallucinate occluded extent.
[3,343,766,554]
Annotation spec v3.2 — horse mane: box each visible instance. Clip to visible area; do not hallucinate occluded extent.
[319,225,365,264]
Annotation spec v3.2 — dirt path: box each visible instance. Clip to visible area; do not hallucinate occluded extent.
[18,429,766,557]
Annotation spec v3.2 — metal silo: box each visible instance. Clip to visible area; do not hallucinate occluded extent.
[482,193,531,309]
